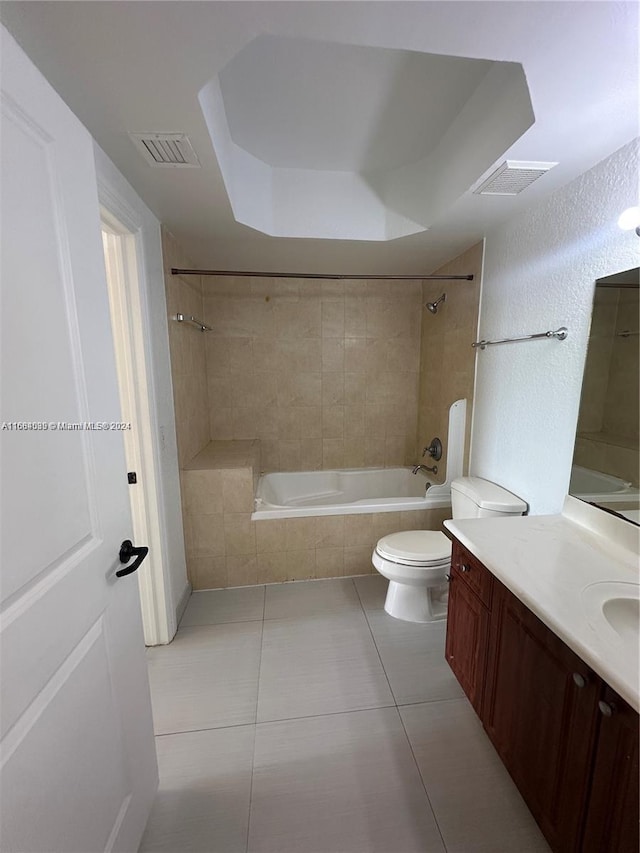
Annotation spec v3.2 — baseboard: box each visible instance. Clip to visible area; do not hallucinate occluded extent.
[175,580,192,627]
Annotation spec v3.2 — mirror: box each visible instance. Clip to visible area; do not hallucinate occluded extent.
[570,267,639,524]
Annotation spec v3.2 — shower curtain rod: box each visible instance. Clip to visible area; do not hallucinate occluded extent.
[171,268,473,281]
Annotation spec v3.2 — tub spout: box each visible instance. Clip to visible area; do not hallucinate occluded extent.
[412,464,437,475]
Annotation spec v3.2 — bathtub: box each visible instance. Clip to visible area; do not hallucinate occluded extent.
[251,467,452,520]
[570,465,640,504]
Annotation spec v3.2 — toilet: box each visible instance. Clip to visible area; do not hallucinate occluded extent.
[372,476,527,623]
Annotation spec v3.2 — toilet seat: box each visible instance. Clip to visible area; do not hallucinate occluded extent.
[375,530,451,567]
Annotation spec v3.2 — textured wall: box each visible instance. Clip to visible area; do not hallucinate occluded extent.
[417,242,483,479]
[162,228,210,467]
[471,140,639,514]
[203,277,422,471]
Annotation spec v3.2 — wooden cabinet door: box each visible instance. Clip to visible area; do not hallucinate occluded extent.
[581,686,639,853]
[483,582,600,852]
[445,571,490,716]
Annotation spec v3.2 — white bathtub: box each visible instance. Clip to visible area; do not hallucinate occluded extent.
[570,465,639,504]
[251,467,452,520]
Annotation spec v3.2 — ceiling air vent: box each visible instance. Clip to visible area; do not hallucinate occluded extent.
[473,160,557,196]
[129,133,200,167]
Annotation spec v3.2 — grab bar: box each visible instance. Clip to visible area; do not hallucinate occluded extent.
[472,327,568,350]
[175,313,212,332]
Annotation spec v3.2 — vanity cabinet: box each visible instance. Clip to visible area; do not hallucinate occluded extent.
[444,543,491,715]
[581,685,639,853]
[483,580,600,852]
[445,539,639,853]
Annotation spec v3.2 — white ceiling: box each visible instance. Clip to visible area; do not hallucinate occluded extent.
[219,36,493,172]
[1,1,638,273]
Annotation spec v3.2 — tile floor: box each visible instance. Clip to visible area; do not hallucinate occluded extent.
[140,576,550,853]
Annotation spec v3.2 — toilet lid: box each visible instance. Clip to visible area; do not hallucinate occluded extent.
[376,530,451,566]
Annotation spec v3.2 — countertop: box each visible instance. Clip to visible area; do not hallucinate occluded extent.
[444,496,640,712]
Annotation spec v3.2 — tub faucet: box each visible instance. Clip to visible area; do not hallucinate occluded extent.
[412,463,437,476]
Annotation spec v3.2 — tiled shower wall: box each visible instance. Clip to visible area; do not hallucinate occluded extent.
[203,277,423,471]
[417,242,483,480]
[162,228,209,467]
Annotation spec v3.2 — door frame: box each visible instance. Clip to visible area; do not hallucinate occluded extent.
[97,178,176,645]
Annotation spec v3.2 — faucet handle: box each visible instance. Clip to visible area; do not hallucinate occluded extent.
[422,437,442,461]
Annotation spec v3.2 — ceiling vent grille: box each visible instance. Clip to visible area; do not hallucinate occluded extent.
[129,133,200,167]
[473,160,557,195]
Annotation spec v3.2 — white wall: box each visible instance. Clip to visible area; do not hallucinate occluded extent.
[94,145,189,637]
[471,140,639,515]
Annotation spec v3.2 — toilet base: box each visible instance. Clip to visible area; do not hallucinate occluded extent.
[384,580,448,623]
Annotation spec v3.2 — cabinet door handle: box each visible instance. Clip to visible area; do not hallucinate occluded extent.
[572,673,587,688]
[460,564,471,573]
[445,573,453,582]
[598,700,616,717]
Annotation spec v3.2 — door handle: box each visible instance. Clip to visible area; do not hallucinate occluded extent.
[116,539,149,578]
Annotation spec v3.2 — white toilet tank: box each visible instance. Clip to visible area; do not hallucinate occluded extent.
[450,476,527,519]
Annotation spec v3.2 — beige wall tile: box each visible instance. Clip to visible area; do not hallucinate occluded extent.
[226,555,258,587]
[321,301,345,338]
[222,469,254,513]
[315,515,345,548]
[285,549,316,581]
[344,545,373,576]
[278,339,322,374]
[344,338,368,374]
[300,439,323,470]
[257,552,288,584]
[315,547,345,579]
[322,406,345,439]
[275,301,321,339]
[260,440,280,472]
[344,373,367,405]
[285,517,316,550]
[343,513,374,548]
[322,372,345,406]
[188,555,227,590]
[277,373,322,408]
[299,407,323,439]
[344,297,367,337]
[279,440,302,471]
[343,437,366,468]
[371,512,403,541]
[322,338,345,372]
[223,513,256,556]
[323,438,345,469]
[256,519,287,554]
[364,436,386,467]
[187,513,226,557]
[181,470,224,515]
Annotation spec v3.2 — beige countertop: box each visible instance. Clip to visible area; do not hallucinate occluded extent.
[444,496,640,712]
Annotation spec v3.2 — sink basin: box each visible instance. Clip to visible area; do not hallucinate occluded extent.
[602,596,640,644]
[582,581,640,653]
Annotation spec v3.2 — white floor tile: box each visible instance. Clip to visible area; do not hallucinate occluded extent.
[257,611,394,722]
[400,699,551,853]
[365,609,464,705]
[264,577,361,620]
[248,707,446,853]
[139,726,255,853]
[353,574,388,611]
[147,622,262,734]
[180,586,265,627]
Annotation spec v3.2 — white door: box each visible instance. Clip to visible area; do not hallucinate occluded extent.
[0,27,158,853]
